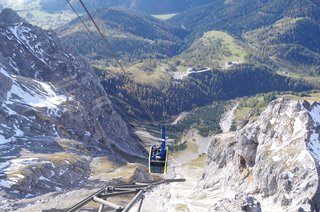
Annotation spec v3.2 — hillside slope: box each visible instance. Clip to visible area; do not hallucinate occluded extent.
[169,0,320,37]
[169,0,320,77]
[0,8,147,205]
[40,0,216,14]
[56,7,189,65]
[244,17,320,75]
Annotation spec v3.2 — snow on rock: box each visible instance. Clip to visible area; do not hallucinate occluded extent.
[306,103,320,164]
[0,9,147,209]
[8,24,46,64]
[307,103,320,125]
[2,71,67,117]
[0,134,14,145]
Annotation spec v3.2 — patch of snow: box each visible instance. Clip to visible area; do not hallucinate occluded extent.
[59,168,67,176]
[14,125,24,136]
[284,193,292,200]
[272,156,280,162]
[84,131,91,136]
[0,161,11,170]
[8,25,47,64]
[25,193,35,198]
[0,29,14,40]
[55,186,62,191]
[7,57,20,74]
[3,157,55,185]
[245,128,253,140]
[0,66,11,78]
[288,171,294,182]
[0,179,10,188]
[2,71,67,117]
[308,104,320,126]
[293,117,304,134]
[15,174,25,179]
[0,134,13,145]
[38,176,49,181]
[4,158,39,173]
[269,118,276,125]
[296,150,307,162]
[0,124,10,129]
[307,131,320,162]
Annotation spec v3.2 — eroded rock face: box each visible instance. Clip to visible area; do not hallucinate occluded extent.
[0,8,147,198]
[202,97,320,211]
[208,194,261,212]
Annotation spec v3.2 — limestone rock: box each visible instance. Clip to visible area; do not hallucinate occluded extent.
[202,97,320,211]
[209,194,261,212]
[0,8,148,199]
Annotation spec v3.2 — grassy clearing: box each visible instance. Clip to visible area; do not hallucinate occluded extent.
[90,163,146,182]
[234,107,252,120]
[36,152,81,164]
[280,92,320,101]
[90,156,116,175]
[23,10,76,29]
[2,0,76,29]
[57,139,88,152]
[209,31,247,64]
[204,31,247,66]
[185,154,206,169]
[177,30,248,69]
[127,62,171,88]
[152,13,178,20]
[243,17,303,48]
[174,65,189,72]
[175,203,190,211]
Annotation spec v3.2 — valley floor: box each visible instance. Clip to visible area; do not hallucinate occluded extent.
[134,130,215,212]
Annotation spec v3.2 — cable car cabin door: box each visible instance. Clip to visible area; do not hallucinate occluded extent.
[149,145,168,174]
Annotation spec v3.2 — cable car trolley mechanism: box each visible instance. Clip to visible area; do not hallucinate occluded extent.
[148,126,168,174]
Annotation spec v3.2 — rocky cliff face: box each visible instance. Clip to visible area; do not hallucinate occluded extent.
[201,97,320,211]
[0,8,147,201]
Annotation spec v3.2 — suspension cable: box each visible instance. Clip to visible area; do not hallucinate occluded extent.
[72,0,159,126]
[65,0,116,69]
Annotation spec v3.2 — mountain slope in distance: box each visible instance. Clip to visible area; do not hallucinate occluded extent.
[40,0,217,14]
[244,17,320,75]
[56,7,189,65]
[245,18,320,54]
[169,0,320,37]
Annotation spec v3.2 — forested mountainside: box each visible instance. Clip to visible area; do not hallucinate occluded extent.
[40,0,216,14]
[102,64,316,121]
[52,0,320,124]
[169,0,320,37]
[0,8,147,203]
[244,17,320,75]
[57,7,188,65]
[168,0,320,78]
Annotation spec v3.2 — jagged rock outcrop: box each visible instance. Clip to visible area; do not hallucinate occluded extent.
[201,97,320,211]
[0,8,148,199]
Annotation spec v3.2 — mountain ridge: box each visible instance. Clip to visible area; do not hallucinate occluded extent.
[0,8,148,203]
[169,0,320,37]
[201,97,320,211]
[40,0,217,14]
[57,7,189,65]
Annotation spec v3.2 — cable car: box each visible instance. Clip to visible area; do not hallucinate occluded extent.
[148,126,168,174]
